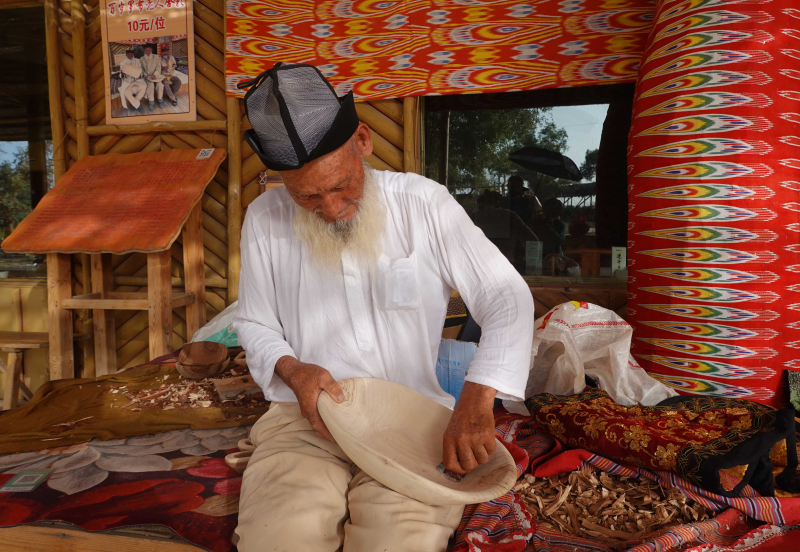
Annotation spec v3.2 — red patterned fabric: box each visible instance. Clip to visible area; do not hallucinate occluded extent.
[225,0,655,100]
[626,0,800,407]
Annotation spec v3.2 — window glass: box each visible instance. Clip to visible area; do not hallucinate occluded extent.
[0,8,51,279]
[424,88,632,283]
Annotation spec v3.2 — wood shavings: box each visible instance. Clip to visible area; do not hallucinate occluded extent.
[516,466,711,549]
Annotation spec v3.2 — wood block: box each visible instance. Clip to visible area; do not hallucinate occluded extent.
[91,253,116,376]
[182,202,206,340]
[212,374,262,401]
[147,250,173,360]
[47,252,74,381]
[3,350,21,410]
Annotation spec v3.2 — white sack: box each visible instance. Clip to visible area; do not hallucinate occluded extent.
[191,300,239,344]
[510,301,676,412]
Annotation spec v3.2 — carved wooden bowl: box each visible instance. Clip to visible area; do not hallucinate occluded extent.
[318,377,517,505]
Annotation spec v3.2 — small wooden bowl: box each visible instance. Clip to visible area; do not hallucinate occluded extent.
[177,342,230,379]
[318,378,517,505]
[176,358,229,379]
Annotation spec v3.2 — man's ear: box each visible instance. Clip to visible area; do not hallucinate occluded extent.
[352,122,373,157]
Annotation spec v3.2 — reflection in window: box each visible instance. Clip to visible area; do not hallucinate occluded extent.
[0,8,52,279]
[424,86,633,282]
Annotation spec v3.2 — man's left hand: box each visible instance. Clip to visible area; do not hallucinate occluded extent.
[442,382,498,475]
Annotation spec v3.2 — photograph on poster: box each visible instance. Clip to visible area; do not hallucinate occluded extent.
[109,37,190,117]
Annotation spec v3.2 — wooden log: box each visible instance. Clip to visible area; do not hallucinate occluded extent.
[63,95,76,120]
[356,102,404,149]
[242,153,267,186]
[80,253,96,377]
[66,139,78,163]
[86,12,101,46]
[202,212,227,244]
[198,0,224,18]
[369,99,404,125]
[194,0,224,33]
[108,133,158,154]
[369,127,404,171]
[205,179,228,207]
[89,76,105,105]
[62,51,75,78]
[63,74,75,98]
[197,96,226,121]
[194,15,224,53]
[196,72,227,115]
[202,193,229,227]
[45,0,67,181]
[171,129,227,151]
[404,96,421,174]
[58,0,71,16]
[160,132,193,151]
[88,97,105,126]
[58,10,72,34]
[86,119,227,135]
[202,226,228,261]
[88,40,103,67]
[241,180,260,209]
[227,96,243,305]
[91,253,116,376]
[194,35,224,73]
[182,203,206,341]
[195,55,226,92]
[47,253,74,381]
[147,250,173,360]
[88,57,105,84]
[143,135,162,151]
[365,153,393,172]
[71,0,89,158]
[91,134,122,155]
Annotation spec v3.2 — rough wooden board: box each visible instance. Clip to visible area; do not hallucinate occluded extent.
[2,149,227,255]
[0,524,203,551]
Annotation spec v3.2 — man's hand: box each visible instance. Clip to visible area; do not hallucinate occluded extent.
[442,382,498,474]
[275,356,344,442]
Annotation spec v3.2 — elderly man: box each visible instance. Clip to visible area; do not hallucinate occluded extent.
[140,43,163,110]
[118,50,146,112]
[159,44,181,106]
[232,63,533,552]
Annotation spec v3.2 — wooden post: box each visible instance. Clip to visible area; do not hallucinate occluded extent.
[71,0,90,158]
[44,0,66,181]
[182,203,206,340]
[81,254,96,377]
[47,253,74,380]
[91,253,116,375]
[227,96,242,305]
[147,250,173,359]
[3,350,22,410]
[403,96,421,174]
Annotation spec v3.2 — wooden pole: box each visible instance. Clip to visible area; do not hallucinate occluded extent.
[437,110,450,189]
[403,96,421,174]
[86,120,228,135]
[182,202,206,340]
[147,250,173,360]
[44,0,66,180]
[71,0,89,158]
[47,253,74,381]
[226,96,242,305]
[91,253,116,375]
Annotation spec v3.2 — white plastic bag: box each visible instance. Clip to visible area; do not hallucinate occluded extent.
[520,301,676,407]
[191,300,239,346]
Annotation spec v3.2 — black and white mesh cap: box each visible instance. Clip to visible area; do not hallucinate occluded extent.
[238,63,359,171]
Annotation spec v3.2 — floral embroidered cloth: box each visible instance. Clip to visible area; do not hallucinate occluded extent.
[525,390,797,497]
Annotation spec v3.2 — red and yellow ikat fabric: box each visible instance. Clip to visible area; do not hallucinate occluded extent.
[627,0,800,407]
[225,0,656,100]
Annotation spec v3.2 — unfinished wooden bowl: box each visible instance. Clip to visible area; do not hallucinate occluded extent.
[177,342,229,379]
[317,378,517,505]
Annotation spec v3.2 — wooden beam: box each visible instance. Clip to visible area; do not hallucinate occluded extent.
[182,202,206,340]
[47,253,74,381]
[403,96,421,174]
[147,250,173,359]
[71,0,89,158]
[369,99,404,125]
[91,253,116,376]
[0,524,205,551]
[227,96,242,305]
[44,0,67,181]
[3,351,22,410]
[79,254,95,377]
[61,291,194,310]
[86,120,227,135]
[113,276,227,288]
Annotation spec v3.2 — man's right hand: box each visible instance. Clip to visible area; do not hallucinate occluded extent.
[275,356,344,442]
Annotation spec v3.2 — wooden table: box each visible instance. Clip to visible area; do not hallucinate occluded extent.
[0,331,87,410]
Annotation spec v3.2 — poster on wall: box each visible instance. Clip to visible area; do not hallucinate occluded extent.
[100,0,196,124]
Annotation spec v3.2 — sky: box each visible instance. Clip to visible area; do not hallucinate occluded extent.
[0,141,26,164]
[549,103,609,181]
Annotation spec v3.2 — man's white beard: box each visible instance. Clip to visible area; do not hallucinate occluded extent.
[293,162,385,271]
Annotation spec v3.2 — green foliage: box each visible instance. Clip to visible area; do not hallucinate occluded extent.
[580,148,599,182]
[0,146,33,236]
[425,107,570,201]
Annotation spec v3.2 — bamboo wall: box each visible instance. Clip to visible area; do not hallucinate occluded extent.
[43,0,422,377]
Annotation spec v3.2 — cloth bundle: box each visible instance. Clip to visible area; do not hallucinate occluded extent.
[525,389,799,497]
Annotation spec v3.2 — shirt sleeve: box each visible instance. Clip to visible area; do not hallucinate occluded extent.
[231,208,297,394]
[427,186,534,401]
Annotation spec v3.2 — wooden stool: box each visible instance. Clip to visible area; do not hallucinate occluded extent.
[0,331,87,410]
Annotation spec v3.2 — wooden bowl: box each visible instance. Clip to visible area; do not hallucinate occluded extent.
[318,378,517,505]
[176,358,229,380]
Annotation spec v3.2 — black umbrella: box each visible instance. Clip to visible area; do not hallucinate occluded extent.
[509,147,583,182]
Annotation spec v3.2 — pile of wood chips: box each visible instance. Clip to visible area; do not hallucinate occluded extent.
[116,353,266,416]
[515,466,711,548]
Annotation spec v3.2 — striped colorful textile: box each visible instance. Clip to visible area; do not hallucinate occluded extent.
[457,409,800,552]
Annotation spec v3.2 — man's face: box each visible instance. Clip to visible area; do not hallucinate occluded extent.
[126,52,134,59]
[144,47,152,55]
[280,123,374,224]
[162,49,169,56]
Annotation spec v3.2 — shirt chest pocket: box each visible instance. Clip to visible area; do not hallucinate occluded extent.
[377,251,421,310]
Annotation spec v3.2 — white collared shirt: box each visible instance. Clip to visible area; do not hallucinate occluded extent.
[232,171,534,408]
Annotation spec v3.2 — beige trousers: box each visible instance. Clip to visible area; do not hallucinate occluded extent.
[236,402,465,552]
